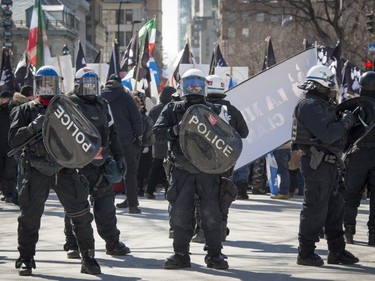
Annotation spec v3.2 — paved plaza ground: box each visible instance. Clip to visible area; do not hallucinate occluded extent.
[1,190,375,281]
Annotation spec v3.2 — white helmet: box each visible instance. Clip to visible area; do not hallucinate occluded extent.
[180,68,206,96]
[305,65,335,89]
[206,75,226,98]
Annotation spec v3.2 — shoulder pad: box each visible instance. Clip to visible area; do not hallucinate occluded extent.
[172,100,186,112]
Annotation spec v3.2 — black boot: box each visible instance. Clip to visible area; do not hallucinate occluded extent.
[163,253,191,269]
[368,227,375,246]
[81,249,101,275]
[205,253,229,269]
[327,249,359,265]
[297,253,324,266]
[106,241,131,256]
[344,225,356,244]
[235,181,249,199]
[15,257,36,276]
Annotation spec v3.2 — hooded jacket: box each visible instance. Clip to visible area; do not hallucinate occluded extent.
[101,80,143,145]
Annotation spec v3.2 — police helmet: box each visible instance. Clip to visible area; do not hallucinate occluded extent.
[206,74,226,99]
[75,67,99,97]
[34,65,62,97]
[180,69,206,97]
[359,71,375,97]
[298,65,337,97]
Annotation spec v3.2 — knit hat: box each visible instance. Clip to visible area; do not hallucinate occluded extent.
[0,90,13,99]
[159,86,176,104]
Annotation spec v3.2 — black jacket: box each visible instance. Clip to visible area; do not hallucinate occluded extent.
[101,80,143,145]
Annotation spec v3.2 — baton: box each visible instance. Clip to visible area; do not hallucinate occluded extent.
[7,133,42,157]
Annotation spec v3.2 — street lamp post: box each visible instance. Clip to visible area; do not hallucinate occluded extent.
[117,1,131,45]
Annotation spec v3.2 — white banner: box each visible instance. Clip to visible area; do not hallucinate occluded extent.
[45,55,74,94]
[226,48,317,170]
[214,66,249,90]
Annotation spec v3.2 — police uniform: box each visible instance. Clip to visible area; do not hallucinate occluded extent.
[292,67,359,266]
[343,71,375,245]
[153,97,227,269]
[63,94,129,256]
[9,98,97,273]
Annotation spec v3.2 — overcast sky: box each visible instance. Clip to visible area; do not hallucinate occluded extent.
[162,0,178,66]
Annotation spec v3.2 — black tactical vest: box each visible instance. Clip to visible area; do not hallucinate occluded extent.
[70,95,110,166]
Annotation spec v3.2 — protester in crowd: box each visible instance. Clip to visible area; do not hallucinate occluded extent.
[133,93,154,197]
[63,67,130,259]
[146,86,176,199]
[20,85,35,100]
[271,142,291,200]
[0,90,18,205]
[153,69,229,270]
[101,74,143,214]
[292,64,359,266]
[9,65,101,276]
[343,71,375,245]
[250,157,268,194]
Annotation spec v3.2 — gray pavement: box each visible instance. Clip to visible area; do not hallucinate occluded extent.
[1,190,375,281]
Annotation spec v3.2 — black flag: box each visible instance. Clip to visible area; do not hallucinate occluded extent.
[209,43,228,75]
[262,36,276,71]
[75,41,87,71]
[173,41,195,84]
[0,47,19,93]
[135,31,150,82]
[93,49,101,63]
[106,41,120,81]
[120,33,138,72]
[14,51,34,87]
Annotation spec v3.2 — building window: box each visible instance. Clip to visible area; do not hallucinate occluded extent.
[256,12,264,22]
[118,9,125,25]
[228,27,235,38]
[242,28,249,37]
[117,31,125,46]
[125,9,133,24]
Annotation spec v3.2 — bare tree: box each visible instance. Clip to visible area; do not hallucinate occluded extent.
[219,0,373,74]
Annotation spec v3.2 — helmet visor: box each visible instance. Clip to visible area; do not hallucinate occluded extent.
[80,76,99,96]
[182,76,206,96]
[34,75,62,96]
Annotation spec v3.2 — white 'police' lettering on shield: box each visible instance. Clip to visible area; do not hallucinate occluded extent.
[54,105,92,152]
[188,115,233,157]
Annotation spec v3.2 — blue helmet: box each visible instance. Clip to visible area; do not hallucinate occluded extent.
[181,69,206,97]
[75,67,99,96]
[103,156,123,183]
[34,65,62,97]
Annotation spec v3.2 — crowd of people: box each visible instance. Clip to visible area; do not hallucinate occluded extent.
[0,62,374,276]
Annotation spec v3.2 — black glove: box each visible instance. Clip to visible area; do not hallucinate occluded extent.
[27,114,45,134]
[341,110,356,129]
[133,135,143,146]
[116,157,127,177]
[170,121,182,137]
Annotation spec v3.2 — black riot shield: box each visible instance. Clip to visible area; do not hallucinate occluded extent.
[179,104,243,174]
[43,95,101,168]
[336,96,375,150]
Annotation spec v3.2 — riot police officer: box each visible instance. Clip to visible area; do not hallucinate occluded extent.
[9,66,101,276]
[153,69,228,270]
[344,71,375,245]
[63,67,129,258]
[292,65,359,266]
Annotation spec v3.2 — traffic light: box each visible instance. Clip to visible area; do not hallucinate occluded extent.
[365,60,373,71]
[366,12,374,33]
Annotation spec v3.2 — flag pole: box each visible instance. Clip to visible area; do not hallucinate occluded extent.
[56,56,66,94]
[134,35,143,93]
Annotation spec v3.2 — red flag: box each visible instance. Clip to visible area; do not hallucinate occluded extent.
[27,0,51,70]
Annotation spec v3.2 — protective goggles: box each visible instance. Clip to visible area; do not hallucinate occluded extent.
[182,76,206,96]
